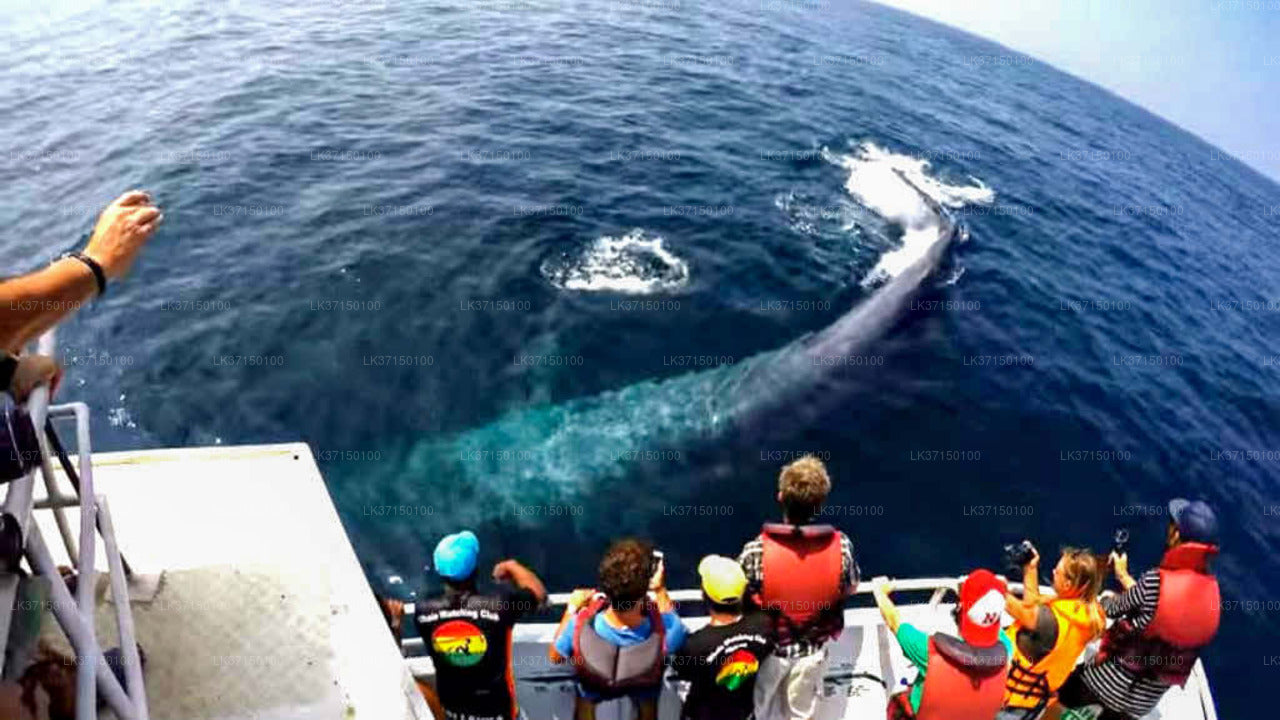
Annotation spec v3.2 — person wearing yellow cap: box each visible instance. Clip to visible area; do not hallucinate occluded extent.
[670,555,777,720]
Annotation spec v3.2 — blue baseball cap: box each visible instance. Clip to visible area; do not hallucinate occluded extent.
[1169,499,1219,545]
[433,530,480,580]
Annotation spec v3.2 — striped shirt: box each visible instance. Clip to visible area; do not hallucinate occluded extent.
[1079,570,1170,718]
[738,531,858,658]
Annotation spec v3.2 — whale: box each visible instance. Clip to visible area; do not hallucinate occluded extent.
[383,156,981,532]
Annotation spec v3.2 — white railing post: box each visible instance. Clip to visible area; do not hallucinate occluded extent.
[0,327,149,718]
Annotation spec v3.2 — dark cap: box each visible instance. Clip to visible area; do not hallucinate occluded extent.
[1169,499,1219,545]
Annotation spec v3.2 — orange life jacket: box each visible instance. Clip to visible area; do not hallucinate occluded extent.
[916,634,1009,720]
[759,523,844,645]
[1004,598,1100,710]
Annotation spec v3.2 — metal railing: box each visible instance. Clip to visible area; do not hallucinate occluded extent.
[397,576,1005,657]
[0,329,149,720]
[395,576,1218,718]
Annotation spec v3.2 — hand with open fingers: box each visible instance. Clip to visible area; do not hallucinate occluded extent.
[10,354,62,402]
[83,190,164,280]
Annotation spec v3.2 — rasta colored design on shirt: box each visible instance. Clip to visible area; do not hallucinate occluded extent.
[431,619,489,667]
[715,649,760,691]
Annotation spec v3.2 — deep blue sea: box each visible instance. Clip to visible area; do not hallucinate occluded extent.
[3,1,1279,714]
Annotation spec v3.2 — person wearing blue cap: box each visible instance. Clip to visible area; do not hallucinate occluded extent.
[1057,499,1222,720]
[411,530,547,720]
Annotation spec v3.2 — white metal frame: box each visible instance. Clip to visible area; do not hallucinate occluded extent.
[0,330,149,720]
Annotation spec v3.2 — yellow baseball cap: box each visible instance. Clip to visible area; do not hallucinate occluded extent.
[698,555,748,604]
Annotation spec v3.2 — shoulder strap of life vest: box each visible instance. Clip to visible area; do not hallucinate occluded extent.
[1149,546,1221,648]
[759,524,842,629]
[1160,542,1217,573]
[647,602,667,657]
[571,597,614,679]
[1005,599,1094,710]
[918,634,1008,720]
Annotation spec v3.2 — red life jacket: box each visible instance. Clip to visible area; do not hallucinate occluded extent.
[1100,542,1220,687]
[570,597,667,698]
[759,523,844,645]
[916,634,1009,720]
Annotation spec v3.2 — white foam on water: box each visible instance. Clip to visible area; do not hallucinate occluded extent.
[543,229,690,294]
[823,142,993,286]
[775,190,858,237]
[943,265,966,286]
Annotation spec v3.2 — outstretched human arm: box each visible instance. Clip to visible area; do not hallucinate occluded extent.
[1110,551,1136,592]
[1005,545,1042,629]
[0,191,162,351]
[0,258,98,352]
[871,577,902,634]
[493,559,548,605]
[650,557,676,614]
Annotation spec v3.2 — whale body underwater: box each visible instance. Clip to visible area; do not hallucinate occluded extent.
[385,147,995,530]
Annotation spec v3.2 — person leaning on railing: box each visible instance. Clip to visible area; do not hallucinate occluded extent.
[0,190,163,352]
[384,530,548,720]
[669,555,776,720]
[549,538,686,720]
[874,570,1012,720]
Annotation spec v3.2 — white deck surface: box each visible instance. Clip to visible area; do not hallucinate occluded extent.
[22,443,430,720]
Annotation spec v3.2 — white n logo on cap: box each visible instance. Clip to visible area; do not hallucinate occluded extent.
[967,589,1005,628]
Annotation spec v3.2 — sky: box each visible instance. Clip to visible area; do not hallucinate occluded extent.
[871,0,1280,184]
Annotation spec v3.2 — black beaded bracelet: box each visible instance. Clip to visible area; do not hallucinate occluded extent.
[60,251,107,297]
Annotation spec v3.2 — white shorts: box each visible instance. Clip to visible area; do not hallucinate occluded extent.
[753,647,830,720]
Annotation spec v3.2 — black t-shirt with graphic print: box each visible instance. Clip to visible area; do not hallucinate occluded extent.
[671,610,776,720]
[414,587,539,720]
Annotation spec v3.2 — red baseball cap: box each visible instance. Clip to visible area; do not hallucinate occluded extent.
[957,569,1007,647]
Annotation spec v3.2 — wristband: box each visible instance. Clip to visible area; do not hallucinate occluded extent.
[60,251,107,297]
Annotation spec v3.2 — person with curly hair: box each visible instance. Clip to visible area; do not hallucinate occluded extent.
[550,538,686,720]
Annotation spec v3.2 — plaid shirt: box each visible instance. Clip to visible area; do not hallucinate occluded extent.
[738,531,859,658]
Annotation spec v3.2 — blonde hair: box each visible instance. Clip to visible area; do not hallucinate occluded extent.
[1057,547,1107,637]
[778,455,831,520]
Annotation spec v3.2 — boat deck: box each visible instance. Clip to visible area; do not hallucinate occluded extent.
[15,443,429,720]
[2,441,1217,720]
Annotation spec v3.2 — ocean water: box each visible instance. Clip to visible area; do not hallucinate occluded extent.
[3,0,1279,714]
